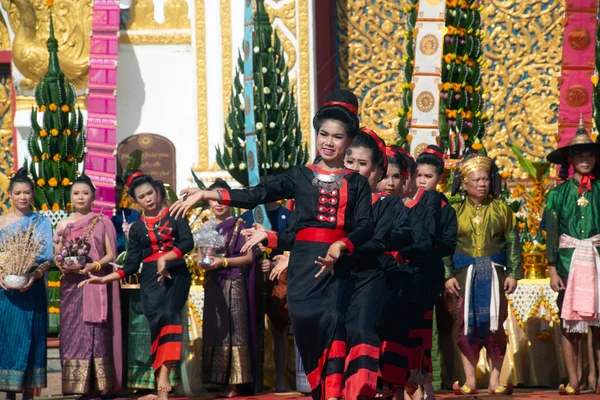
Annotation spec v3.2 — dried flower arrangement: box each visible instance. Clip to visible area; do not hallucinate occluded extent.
[0,223,46,277]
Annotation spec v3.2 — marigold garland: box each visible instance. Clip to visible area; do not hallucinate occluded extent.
[396,0,418,147]
[440,0,488,156]
[26,9,86,212]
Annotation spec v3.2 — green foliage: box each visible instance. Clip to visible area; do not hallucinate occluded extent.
[124,150,142,172]
[217,0,309,186]
[27,14,85,211]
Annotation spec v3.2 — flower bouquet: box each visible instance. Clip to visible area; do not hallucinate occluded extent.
[0,223,46,289]
[55,236,90,271]
[54,215,101,271]
[194,217,225,267]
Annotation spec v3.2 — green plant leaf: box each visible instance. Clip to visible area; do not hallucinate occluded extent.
[508,144,536,178]
[124,149,142,171]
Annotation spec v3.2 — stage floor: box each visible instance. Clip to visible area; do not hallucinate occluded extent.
[35,373,591,400]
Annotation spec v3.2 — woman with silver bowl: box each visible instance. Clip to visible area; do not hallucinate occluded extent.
[0,168,54,400]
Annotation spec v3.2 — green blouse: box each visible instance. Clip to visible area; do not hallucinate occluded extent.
[545,179,600,278]
[444,197,521,280]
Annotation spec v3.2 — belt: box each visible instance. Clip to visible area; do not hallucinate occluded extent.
[296,227,346,244]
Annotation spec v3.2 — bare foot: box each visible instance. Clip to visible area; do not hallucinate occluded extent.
[157,390,169,400]
[217,389,239,398]
[138,394,159,400]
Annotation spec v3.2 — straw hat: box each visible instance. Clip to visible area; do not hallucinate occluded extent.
[547,114,600,164]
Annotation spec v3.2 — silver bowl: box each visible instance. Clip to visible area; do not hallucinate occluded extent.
[4,274,28,290]
[198,246,224,267]
[64,256,86,271]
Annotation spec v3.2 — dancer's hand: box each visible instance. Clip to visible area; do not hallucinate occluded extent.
[314,241,345,278]
[549,267,565,292]
[157,256,172,283]
[445,277,461,297]
[170,190,204,219]
[504,277,517,294]
[240,229,269,254]
[270,254,289,281]
[178,187,201,198]
[80,263,96,275]
[77,274,104,288]
[0,273,7,291]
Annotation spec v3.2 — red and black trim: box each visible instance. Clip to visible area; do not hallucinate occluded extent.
[142,207,180,263]
[405,187,425,209]
[380,341,410,386]
[306,340,346,399]
[150,324,183,371]
[266,230,278,249]
[344,343,380,399]
[218,189,232,206]
[420,308,434,374]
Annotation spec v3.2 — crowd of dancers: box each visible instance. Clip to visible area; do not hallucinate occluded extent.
[1,89,600,400]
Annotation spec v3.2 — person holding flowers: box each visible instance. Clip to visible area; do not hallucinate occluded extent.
[54,174,122,396]
[545,116,600,395]
[0,168,53,400]
[78,171,194,400]
[445,152,520,396]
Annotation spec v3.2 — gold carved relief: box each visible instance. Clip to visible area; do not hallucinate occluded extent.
[0,74,14,213]
[195,0,208,170]
[220,0,232,120]
[481,0,563,177]
[336,0,408,144]
[121,0,191,44]
[125,0,190,30]
[0,12,10,51]
[1,0,92,90]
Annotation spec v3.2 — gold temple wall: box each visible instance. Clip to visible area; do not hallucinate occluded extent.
[337,0,563,176]
[481,0,563,176]
[337,0,408,144]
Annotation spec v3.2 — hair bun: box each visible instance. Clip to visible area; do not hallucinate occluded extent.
[13,167,29,179]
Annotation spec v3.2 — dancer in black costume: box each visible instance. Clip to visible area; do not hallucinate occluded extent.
[79,171,193,400]
[171,90,374,400]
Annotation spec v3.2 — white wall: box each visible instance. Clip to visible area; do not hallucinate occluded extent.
[116,44,197,192]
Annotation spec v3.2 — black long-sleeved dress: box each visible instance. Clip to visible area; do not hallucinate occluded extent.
[343,193,409,399]
[220,165,374,400]
[402,190,457,377]
[379,189,446,387]
[117,207,194,373]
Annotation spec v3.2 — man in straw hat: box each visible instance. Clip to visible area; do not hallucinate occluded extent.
[546,115,600,395]
[445,152,521,396]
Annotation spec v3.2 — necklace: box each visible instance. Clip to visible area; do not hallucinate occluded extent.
[143,212,164,231]
[312,168,345,191]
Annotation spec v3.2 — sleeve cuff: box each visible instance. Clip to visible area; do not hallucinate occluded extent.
[116,269,126,279]
[219,190,231,206]
[340,237,355,255]
[266,230,278,249]
[172,247,184,258]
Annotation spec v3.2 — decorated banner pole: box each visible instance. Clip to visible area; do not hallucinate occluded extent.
[243,2,271,230]
[243,0,269,394]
